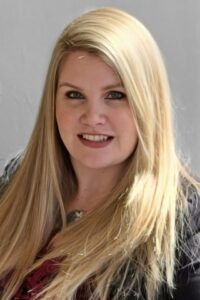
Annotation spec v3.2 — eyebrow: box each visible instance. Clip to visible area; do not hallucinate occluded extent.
[58,81,124,90]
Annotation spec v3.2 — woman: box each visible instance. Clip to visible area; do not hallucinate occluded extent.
[0,6,200,300]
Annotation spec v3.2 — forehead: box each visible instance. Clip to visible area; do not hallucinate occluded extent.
[58,50,122,87]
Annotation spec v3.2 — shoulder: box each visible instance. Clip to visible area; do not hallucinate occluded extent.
[173,181,200,299]
[181,178,200,263]
[159,183,200,300]
[186,184,200,234]
[0,152,23,193]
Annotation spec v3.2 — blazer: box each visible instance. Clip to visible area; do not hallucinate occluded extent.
[0,155,200,299]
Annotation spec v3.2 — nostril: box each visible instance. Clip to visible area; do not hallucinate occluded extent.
[80,112,107,126]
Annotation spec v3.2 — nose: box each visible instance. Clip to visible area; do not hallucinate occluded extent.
[80,101,107,126]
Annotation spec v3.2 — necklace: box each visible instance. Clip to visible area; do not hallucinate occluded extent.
[66,209,85,225]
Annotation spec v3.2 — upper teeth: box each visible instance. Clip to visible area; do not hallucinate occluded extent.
[82,134,109,141]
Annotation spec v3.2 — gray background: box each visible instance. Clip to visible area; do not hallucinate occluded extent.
[0,0,199,175]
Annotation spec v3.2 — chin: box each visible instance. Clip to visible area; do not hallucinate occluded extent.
[82,162,113,170]
[79,158,125,171]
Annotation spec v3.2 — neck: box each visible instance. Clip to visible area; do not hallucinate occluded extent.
[66,162,126,213]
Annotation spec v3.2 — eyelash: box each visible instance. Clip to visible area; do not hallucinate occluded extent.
[106,91,126,100]
[65,90,126,100]
[65,91,84,99]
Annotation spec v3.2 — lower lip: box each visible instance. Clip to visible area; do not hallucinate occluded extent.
[78,136,113,148]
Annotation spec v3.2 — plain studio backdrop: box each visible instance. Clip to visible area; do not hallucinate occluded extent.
[0,0,199,175]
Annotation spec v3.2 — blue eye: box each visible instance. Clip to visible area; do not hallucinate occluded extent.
[106,91,126,100]
[65,91,84,99]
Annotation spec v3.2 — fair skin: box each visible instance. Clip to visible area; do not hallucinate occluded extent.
[56,50,138,212]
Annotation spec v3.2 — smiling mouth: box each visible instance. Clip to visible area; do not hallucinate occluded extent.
[78,134,114,142]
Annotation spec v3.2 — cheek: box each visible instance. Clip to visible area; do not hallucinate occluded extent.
[116,109,137,134]
[56,104,73,129]
[56,111,66,132]
[56,109,72,142]
[56,109,79,147]
[119,111,138,148]
[56,112,73,150]
[128,118,138,143]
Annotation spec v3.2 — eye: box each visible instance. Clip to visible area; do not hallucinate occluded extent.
[65,90,84,99]
[106,91,126,100]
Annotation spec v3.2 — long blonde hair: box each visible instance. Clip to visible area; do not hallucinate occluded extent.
[0,7,199,300]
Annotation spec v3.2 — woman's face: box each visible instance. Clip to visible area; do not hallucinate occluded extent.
[56,50,138,172]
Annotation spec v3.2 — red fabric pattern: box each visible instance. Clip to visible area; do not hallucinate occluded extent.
[12,258,61,299]
[0,256,90,299]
